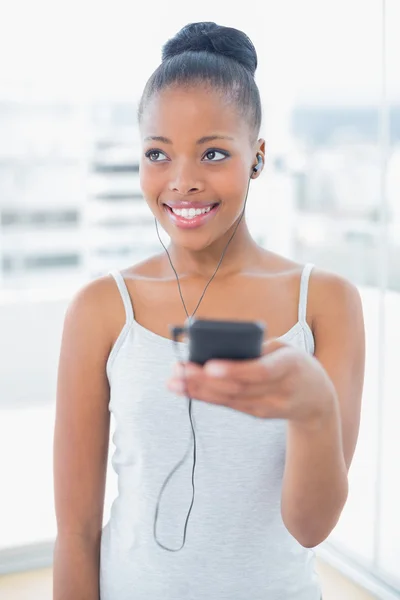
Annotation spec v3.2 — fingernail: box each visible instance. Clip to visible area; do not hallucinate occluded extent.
[168,379,185,393]
[173,363,185,377]
[205,362,226,377]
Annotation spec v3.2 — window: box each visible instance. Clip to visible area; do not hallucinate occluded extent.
[24,254,80,269]
[95,193,144,202]
[92,163,140,174]
[1,210,79,227]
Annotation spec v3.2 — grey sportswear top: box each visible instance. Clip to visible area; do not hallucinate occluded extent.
[100,263,322,600]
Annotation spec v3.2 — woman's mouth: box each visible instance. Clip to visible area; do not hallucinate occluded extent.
[163,202,220,229]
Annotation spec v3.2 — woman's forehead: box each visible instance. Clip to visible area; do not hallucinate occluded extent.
[140,86,250,142]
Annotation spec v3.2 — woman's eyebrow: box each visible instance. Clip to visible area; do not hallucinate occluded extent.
[144,134,234,145]
[144,135,172,144]
[196,135,234,144]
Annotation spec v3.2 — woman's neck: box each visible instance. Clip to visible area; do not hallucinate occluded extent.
[165,220,261,279]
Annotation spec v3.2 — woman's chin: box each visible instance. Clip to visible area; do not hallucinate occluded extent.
[156,217,212,247]
[173,233,215,253]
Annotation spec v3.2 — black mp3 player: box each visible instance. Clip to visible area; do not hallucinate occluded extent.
[172,318,266,365]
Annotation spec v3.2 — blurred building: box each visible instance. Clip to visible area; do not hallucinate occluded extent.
[0,99,160,290]
[0,98,89,289]
[289,106,400,289]
[84,103,159,278]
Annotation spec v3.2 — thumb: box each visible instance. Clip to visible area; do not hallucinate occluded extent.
[262,338,288,356]
[261,341,295,380]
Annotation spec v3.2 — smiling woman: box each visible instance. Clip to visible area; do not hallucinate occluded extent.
[139,82,263,251]
[53,20,364,600]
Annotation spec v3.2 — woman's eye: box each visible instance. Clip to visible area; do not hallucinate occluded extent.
[145,149,167,162]
[203,149,228,162]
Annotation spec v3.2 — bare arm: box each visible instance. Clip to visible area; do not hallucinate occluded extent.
[53,278,114,600]
[165,269,365,549]
[281,272,365,547]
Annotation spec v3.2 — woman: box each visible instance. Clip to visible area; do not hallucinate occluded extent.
[53,21,365,600]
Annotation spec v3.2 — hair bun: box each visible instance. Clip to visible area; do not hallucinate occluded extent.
[162,22,258,77]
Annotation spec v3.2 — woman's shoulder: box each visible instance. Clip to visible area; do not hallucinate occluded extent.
[307,267,363,332]
[68,272,124,321]
[261,250,359,297]
[259,251,362,331]
[66,269,141,352]
[67,254,164,313]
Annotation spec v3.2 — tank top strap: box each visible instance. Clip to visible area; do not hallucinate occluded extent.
[109,270,134,324]
[298,263,314,324]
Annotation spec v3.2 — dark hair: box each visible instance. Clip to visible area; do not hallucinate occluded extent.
[138,22,262,136]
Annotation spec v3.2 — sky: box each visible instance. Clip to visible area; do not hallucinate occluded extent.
[0,0,398,105]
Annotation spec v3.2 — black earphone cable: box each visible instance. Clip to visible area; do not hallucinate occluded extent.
[153,158,260,552]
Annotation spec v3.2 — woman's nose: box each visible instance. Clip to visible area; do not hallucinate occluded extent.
[168,163,205,195]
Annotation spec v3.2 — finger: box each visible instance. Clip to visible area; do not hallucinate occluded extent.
[204,358,267,383]
[201,371,283,399]
[203,339,290,383]
[196,375,245,397]
[168,377,239,406]
[171,361,246,397]
[172,361,202,378]
[262,338,288,355]
[170,368,282,402]
[168,377,269,414]
[170,373,246,398]
[204,355,287,385]
[168,377,289,419]
[261,346,304,381]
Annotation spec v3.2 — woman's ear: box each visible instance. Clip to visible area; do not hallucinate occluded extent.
[257,139,266,163]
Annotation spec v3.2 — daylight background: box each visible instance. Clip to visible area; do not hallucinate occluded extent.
[0,0,399,598]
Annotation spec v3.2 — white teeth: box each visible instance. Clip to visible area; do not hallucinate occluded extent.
[171,206,213,218]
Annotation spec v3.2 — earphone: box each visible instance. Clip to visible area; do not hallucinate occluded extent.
[252,153,263,175]
[153,153,263,551]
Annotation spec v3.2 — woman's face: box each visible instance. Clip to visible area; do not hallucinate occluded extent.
[139,85,264,252]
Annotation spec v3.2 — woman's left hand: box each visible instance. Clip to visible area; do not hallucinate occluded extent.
[167,340,337,424]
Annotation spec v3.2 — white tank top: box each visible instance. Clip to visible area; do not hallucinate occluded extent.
[100,263,322,600]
